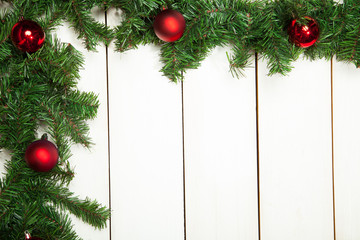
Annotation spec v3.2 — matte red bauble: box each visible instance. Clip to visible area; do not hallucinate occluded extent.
[11,19,45,53]
[288,17,319,48]
[153,9,186,42]
[25,138,59,172]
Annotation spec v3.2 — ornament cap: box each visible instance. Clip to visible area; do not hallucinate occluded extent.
[41,133,48,141]
[25,231,31,239]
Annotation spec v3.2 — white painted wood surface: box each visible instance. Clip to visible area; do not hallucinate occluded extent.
[258,57,334,240]
[4,6,360,240]
[333,61,360,240]
[108,42,184,239]
[183,47,258,240]
[56,10,110,240]
[108,43,184,240]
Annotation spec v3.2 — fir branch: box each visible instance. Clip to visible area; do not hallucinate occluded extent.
[56,195,109,229]
[62,114,92,147]
[25,39,84,88]
[336,1,360,66]
[254,0,294,75]
[0,7,19,46]
[0,42,12,62]
[0,171,20,207]
[0,84,40,151]
[39,100,92,148]
[38,206,81,240]
[27,181,110,229]
[228,43,252,78]
[42,9,65,33]
[0,34,9,46]
[114,17,150,52]
[0,0,109,237]
[66,0,112,50]
[65,90,100,120]
[113,0,167,52]
[5,0,360,238]
[227,4,254,77]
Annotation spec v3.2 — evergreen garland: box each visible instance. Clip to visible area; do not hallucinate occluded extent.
[111,0,360,82]
[1,0,360,238]
[0,0,111,239]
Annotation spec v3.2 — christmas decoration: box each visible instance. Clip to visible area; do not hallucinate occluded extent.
[11,19,45,53]
[25,231,42,240]
[153,9,186,42]
[115,0,349,81]
[24,134,59,172]
[0,2,110,239]
[3,0,360,238]
[287,17,320,48]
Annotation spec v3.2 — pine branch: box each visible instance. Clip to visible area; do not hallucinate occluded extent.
[253,0,294,75]
[228,43,252,78]
[38,98,92,148]
[0,165,21,208]
[65,0,112,50]
[27,180,110,229]
[113,0,166,52]
[65,90,100,120]
[336,0,360,66]
[0,0,112,237]
[38,206,81,240]
[24,38,84,88]
[158,0,255,81]
[4,0,360,238]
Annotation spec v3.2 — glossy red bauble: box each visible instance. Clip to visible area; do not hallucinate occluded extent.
[11,19,45,53]
[288,17,319,48]
[25,139,59,172]
[153,9,186,42]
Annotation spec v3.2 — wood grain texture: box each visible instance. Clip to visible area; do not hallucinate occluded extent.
[258,57,334,240]
[184,47,259,240]
[333,61,360,240]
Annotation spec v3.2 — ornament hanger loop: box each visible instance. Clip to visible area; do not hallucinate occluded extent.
[24,231,31,239]
[41,133,48,140]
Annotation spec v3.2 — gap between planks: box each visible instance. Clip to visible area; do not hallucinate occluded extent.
[331,57,337,240]
[104,10,112,240]
[181,76,187,240]
[255,52,261,240]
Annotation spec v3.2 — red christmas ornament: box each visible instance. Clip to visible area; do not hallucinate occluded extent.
[11,19,45,53]
[25,231,43,240]
[25,135,58,172]
[288,16,319,48]
[153,9,186,42]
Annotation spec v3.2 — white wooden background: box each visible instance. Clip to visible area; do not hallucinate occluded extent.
[2,4,360,240]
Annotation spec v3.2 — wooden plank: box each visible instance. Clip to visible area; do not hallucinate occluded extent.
[107,9,184,240]
[183,47,259,240]
[333,61,360,240]
[258,57,334,240]
[56,10,110,239]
